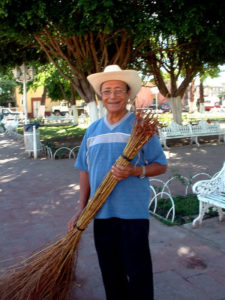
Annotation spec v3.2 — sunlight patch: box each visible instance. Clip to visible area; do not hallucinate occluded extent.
[1,174,18,182]
[31,210,41,215]
[1,157,19,163]
[68,184,80,191]
[165,152,177,159]
[177,246,195,257]
[58,129,66,133]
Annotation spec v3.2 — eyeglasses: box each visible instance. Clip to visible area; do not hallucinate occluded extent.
[101,89,127,97]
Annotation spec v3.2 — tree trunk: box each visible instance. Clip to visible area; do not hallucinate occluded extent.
[199,103,205,113]
[98,100,105,118]
[34,30,134,105]
[168,96,182,124]
[199,81,205,113]
[189,81,195,113]
[71,105,78,125]
[41,86,47,105]
[70,83,76,106]
[87,101,98,123]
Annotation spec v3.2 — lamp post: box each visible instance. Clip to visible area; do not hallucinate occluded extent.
[13,64,39,159]
[13,63,34,125]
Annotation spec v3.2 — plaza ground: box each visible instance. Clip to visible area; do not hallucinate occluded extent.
[0,133,225,299]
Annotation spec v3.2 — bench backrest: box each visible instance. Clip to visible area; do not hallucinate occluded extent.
[159,121,192,137]
[191,120,221,134]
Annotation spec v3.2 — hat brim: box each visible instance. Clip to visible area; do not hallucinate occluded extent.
[87,70,142,99]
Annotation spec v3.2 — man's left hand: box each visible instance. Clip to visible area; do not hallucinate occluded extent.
[111,164,135,181]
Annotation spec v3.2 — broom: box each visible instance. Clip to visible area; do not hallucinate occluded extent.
[0,110,159,300]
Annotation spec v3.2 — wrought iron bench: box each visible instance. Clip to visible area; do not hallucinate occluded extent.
[1,118,19,136]
[190,120,225,145]
[192,162,225,227]
[158,120,195,149]
[158,120,225,149]
[44,114,74,124]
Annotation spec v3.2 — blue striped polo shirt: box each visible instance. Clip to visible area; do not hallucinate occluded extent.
[75,112,167,219]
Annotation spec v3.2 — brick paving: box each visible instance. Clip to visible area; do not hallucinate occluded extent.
[0,133,225,300]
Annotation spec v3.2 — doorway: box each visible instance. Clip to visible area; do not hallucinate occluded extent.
[31,98,41,118]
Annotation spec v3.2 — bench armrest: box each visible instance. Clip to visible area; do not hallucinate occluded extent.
[193,161,225,195]
[192,179,219,195]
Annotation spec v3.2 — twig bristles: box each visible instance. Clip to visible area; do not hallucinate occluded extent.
[0,229,82,300]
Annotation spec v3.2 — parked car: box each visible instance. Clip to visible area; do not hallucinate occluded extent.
[204,102,222,111]
[203,96,222,111]
[158,103,171,112]
[51,101,69,116]
[149,104,158,110]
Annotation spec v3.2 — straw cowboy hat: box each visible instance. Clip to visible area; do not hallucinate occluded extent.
[87,65,142,99]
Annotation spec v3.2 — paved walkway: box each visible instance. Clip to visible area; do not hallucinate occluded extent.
[0,133,225,300]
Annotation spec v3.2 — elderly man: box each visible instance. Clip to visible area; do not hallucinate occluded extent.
[68,65,167,300]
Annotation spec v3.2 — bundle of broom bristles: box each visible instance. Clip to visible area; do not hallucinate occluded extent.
[0,109,159,300]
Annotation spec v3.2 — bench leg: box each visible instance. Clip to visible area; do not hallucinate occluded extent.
[218,207,225,222]
[190,136,200,147]
[192,200,209,227]
[222,134,225,143]
[218,135,225,144]
[162,139,169,150]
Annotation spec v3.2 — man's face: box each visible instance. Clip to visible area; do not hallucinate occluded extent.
[100,80,130,114]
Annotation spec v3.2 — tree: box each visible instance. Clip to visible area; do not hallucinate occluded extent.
[136,0,225,123]
[0,0,225,123]
[0,0,153,121]
[0,71,17,106]
[189,80,196,113]
[29,62,81,105]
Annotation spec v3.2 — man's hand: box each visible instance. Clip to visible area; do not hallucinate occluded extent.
[111,164,136,181]
[111,162,167,181]
[68,170,90,232]
[67,208,83,232]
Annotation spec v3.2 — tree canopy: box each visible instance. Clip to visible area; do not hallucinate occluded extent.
[0,0,225,122]
[29,62,81,104]
[0,71,17,106]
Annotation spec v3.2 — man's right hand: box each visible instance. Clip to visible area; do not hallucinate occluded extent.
[67,208,83,232]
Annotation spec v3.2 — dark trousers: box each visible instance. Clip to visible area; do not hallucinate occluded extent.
[94,218,154,300]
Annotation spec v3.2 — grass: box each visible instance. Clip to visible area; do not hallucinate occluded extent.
[17,111,225,145]
[18,124,87,140]
[158,112,173,125]
[18,124,87,152]
[151,193,218,226]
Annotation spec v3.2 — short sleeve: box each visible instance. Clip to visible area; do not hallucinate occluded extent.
[142,134,167,165]
[74,133,89,172]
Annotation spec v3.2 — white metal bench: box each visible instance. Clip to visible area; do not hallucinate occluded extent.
[44,114,74,124]
[158,120,195,149]
[1,118,19,136]
[190,120,225,145]
[158,120,225,149]
[192,162,225,227]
